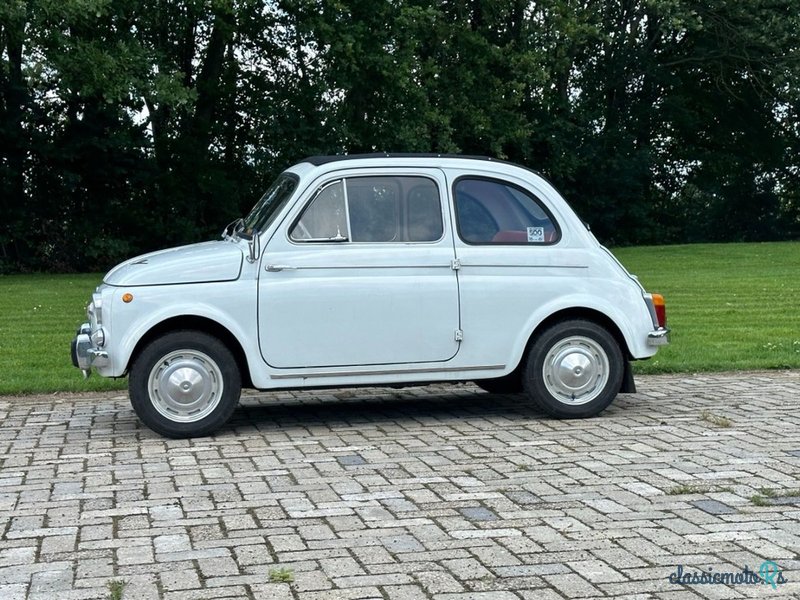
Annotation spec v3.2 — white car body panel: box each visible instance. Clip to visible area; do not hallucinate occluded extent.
[105,241,243,286]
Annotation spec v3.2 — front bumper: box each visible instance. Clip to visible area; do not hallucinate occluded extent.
[71,322,109,377]
[647,327,670,346]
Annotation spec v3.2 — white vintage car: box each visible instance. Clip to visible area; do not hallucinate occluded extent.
[72,154,668,438]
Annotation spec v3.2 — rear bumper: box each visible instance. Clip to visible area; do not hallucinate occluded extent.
[647,327,670,346]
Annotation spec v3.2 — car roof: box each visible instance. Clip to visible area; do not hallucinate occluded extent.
[302,152,499,166]
[299,153,544,177]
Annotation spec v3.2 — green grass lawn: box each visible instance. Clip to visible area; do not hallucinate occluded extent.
[0,274,127,395]
[613,241,800,374]
[0,241,798,394]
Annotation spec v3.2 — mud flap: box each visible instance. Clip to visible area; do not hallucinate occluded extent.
[620,361,636,393]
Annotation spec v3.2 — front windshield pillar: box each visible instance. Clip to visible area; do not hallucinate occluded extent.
[240,173,299,238]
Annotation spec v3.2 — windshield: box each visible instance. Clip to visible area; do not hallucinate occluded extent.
[239,173,298,237]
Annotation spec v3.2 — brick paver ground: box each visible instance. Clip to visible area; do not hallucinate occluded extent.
[1,372,799,599]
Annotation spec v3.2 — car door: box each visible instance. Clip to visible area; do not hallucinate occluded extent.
[258,168,461,370]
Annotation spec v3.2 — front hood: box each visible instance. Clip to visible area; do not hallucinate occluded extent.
[104,241,244,286]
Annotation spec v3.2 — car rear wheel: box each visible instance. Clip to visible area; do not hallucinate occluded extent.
[524,320,623,418]
[129,330,241,438]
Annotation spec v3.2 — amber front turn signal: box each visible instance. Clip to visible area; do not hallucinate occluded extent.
[122,293,134,303]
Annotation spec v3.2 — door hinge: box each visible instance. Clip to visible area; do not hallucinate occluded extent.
[450,259,461,271]
[454,329,464,342]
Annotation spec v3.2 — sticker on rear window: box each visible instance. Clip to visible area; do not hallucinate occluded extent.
[527,227,544,242]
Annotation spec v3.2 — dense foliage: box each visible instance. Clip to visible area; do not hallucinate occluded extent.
[1,0,799,272]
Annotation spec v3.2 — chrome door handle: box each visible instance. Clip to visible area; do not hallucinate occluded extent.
[265,264,297,272]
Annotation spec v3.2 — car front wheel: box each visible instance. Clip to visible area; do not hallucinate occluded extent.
[129,330,241,438]
[524,320,623,418]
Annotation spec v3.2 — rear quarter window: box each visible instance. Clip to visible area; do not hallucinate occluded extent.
[454,177,560,245]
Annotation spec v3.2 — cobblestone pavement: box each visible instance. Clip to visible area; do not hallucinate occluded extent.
[1,372,799,600]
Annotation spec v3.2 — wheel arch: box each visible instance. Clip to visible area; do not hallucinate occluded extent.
[510,306,635,393]
[524,307,631,360]
[127,315,253,389]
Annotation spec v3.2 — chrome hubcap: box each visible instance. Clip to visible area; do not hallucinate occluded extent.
[148,350,223,423]
[542,336,609,405]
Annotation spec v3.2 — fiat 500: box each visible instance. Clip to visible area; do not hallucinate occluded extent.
[71,154,669,438]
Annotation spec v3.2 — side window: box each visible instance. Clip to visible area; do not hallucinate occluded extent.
[347,179,400,242]
[347,177,443,243]
[291,180,348,241]
[454,178,559,244]
[292,176,444,243]
[406,182,443,242]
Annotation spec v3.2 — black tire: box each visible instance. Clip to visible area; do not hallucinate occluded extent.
[474,372,524,394]
[524,319,623,418]
[129,330,241,438]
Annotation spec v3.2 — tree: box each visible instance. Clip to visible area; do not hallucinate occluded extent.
[0,0,798,272]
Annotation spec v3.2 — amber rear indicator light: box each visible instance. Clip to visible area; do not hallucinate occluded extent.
[652,293,666,328]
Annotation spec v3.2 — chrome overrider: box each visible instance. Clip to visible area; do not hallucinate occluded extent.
[71,323,109,377]
[70,297,109,377]
[647,327,670,346]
